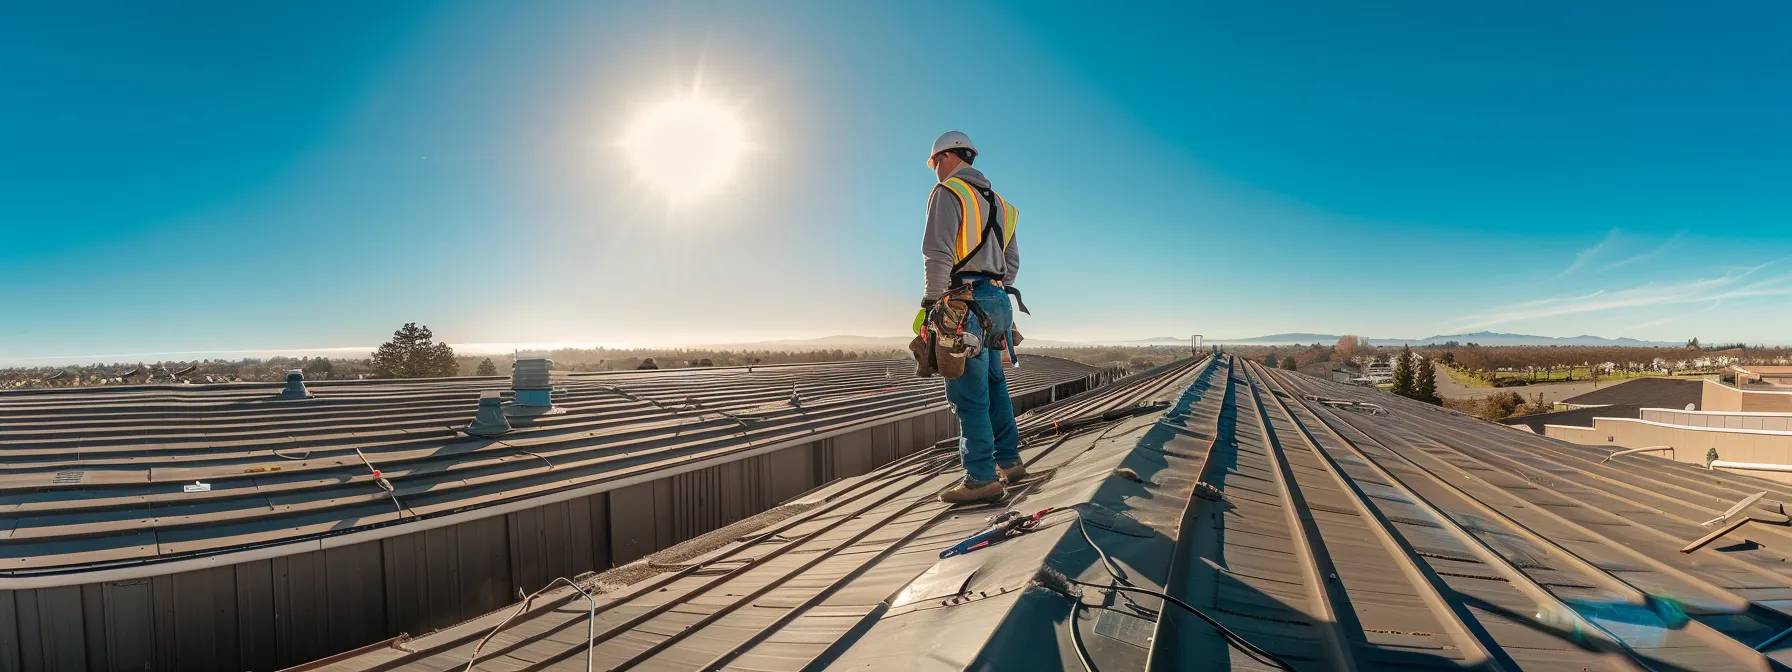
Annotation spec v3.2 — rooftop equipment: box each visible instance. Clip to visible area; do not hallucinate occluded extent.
[465,391,513,437]
[279,370,313,399]
[506,357,563,417]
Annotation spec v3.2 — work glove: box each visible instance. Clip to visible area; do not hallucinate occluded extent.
[912,299,936,335]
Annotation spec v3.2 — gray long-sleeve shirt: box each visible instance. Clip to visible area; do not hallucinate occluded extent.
[921,165,1020,302]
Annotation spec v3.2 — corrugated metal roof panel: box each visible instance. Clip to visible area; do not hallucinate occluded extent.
[0,357,1099,576]
[312,355,1792,671]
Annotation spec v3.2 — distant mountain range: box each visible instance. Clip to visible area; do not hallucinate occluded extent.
[1208,332,1680,347]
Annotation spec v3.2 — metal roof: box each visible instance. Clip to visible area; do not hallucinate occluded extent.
[1498,404,1644,433]
[1560,377,1704,410]
[303,356,1208,671]
[0,357,1099,577]
[309,355,1792,671]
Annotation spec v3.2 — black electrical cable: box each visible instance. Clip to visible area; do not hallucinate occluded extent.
[1037,509,1296,671]
[1067,600,1099,672]
[1062,576,1295,671]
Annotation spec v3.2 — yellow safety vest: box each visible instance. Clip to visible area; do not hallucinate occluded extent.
[939,177,1018,262]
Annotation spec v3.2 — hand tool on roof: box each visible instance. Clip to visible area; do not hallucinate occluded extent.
[354,447,410,518]
[1683,491,1792,553]
[1702,491,1768,527]
[939,506,1055,559]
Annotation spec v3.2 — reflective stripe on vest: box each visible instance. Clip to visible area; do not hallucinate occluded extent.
[939,177,1017,262]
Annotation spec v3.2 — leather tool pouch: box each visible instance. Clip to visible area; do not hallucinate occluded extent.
[910,286,982,379]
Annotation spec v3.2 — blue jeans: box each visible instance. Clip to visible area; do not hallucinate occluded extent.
[946,281,1018,484]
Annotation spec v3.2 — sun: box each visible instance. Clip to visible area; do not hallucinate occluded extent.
[619,95,749,203]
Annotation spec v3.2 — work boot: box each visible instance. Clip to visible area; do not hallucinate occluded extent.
[998,461,1029,483]
[940,479,1005,504]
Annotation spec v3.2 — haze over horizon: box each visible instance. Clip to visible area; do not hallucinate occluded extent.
[0,329,1728,368]
[5,2,1790,362]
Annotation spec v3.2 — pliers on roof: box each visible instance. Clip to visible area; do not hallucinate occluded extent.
[940,506,1056,559]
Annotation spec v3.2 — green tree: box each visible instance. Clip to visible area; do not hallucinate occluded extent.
[369,323,458,378]
[1264,353,1279,367]
[476,358,499,376]
[1414,355,1440,404]
[302,357,333,378]
[1280,356,1298,371]
[1687,337,1701,350]
[1439,350,1455,365]
[1392,345,1415,397]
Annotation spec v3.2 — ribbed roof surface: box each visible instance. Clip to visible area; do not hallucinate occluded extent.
[311,355,1792,671]
[306,356,1206,672]
[0,357,1099,575]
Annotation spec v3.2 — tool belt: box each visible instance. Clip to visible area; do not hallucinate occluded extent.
[910,285,1024,378]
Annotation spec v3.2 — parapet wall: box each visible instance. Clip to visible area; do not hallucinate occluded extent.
[1546,415,1792,485]
[1702,379,1792,413]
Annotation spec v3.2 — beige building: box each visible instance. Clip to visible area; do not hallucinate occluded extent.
[1545,374,1792,484]
[1732,364,1792,387]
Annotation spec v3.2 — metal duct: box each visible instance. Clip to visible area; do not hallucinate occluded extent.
[513,358,554,407]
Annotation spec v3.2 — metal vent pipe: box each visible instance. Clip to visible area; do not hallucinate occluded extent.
[513,358,553,407]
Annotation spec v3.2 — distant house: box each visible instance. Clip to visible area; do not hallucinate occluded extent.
[1300,361,1361,384]
[1732,364,1792,388]
[1360,361,1395,385]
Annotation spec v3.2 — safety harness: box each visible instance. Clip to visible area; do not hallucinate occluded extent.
[910,178,1029,378]
[939,177,1030,314]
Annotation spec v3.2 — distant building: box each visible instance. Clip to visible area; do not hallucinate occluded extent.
[1359,360,1395,385]
[1300,361,1360,384]
[1546,374,1792,484]
[1731,364,1792,388]
[1557,378,1701,411]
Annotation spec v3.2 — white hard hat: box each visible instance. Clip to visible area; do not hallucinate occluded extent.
[931,131,977,160]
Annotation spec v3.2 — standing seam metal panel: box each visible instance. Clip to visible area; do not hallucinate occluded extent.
[236,560,277,672]
[79,584,105,672]
[102,580,154,672]
[7,405,989,671]
[0,590,15,672]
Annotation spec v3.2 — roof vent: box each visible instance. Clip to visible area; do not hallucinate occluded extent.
[279,370,313,399]
[465,391,513,437]
[506,358,563,417]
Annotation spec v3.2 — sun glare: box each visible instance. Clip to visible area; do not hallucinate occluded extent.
[619,95,749,203]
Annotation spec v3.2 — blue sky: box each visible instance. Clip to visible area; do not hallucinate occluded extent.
[3,1,1790,364]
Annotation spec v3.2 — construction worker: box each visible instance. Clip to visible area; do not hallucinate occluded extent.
[919,131,1023,504]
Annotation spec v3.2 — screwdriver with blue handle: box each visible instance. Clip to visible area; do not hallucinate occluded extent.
[939,506,1056,559]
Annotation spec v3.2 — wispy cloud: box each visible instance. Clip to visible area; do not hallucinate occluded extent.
[1619,299,1721,333]
[1598,231,1684,273]
[1553,229,1619,279]
[1454,262,1792,331]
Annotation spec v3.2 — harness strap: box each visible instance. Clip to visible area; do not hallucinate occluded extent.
[946,180,1005,277]
[1005,286,1030,315]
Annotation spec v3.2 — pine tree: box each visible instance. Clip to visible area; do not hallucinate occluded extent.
[476,358,498,376]
[1414,355,1440,404]
[1280,356,1298,371]
[1392,345,1415,397]
[369,323,459,378]
[1264,353,1279,367]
